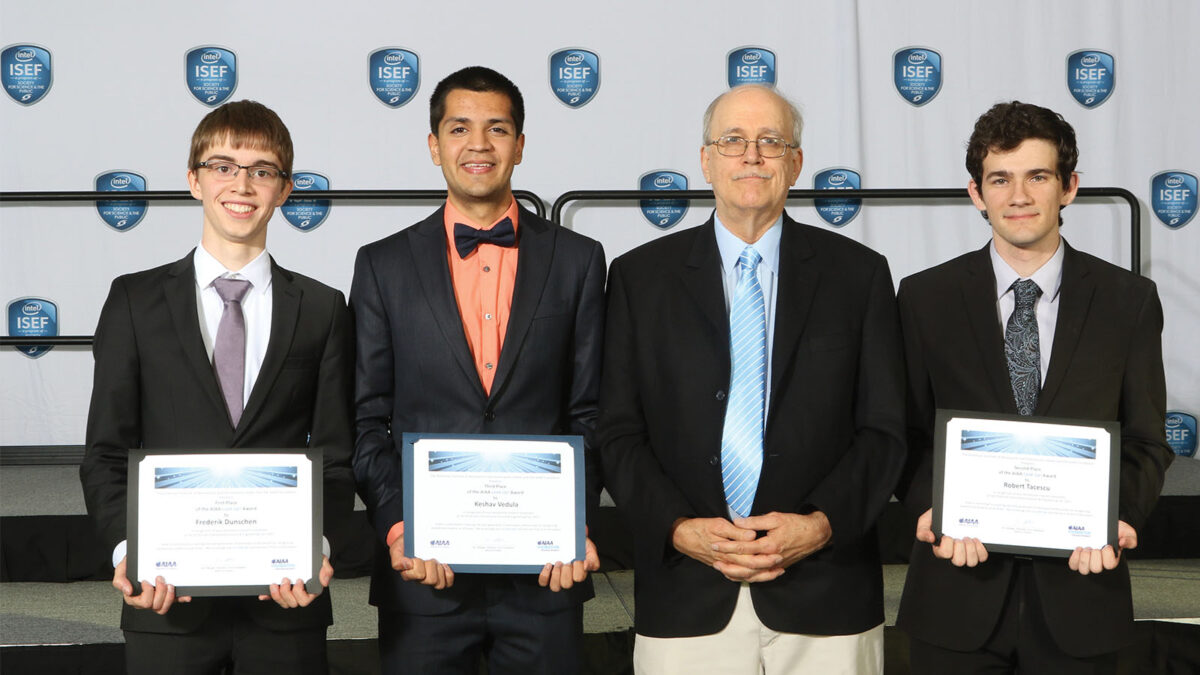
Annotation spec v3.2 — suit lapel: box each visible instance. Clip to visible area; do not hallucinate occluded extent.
[767,217,819,419]
[1037,241,1093,414]
[961,245,1020,414]
[491,207,552,400]
[409,209,485,397]
[164,253,228,417]
[681,218,730,341]
[236,259,299,438]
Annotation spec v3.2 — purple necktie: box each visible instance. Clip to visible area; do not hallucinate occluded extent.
[212,278,252,427]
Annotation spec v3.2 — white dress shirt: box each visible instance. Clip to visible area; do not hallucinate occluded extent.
[194,244,273,406]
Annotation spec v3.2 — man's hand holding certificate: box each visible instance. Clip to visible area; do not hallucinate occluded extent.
[127,450,323,598]
[401,434,592,583]
[931,410,1121,560]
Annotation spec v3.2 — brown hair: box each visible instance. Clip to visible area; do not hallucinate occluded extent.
[966,101,1077,186]
[188,100,294,176]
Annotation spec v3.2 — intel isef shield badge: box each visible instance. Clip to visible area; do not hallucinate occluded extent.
[282,172,331,232]
[1150,171,1197,229]
[893,47,941,106]
[1067,50,1115,109]
[549,49,599,108]
[95,171,147,232]
[2,44,52,105]
[7,297,57,359]
[727,47,776,88]
[369,48,419,108]
[186,46,237,107]
[639,171,689,230]
[813,168,862,227]
[1166,412,1198,458]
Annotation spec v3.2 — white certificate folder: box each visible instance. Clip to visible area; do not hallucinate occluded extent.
[933,410,1120,558]
[402,433,587,573]
[127,448,323,597]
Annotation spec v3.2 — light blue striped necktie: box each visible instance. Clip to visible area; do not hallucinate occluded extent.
[721,246,766,518]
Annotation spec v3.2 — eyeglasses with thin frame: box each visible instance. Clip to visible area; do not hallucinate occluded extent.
[707,136,798,158]
[195,160,289,183]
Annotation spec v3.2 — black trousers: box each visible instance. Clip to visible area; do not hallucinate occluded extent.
[909,560,1118,675]
[378,577,584,675]
[123,599,328,675]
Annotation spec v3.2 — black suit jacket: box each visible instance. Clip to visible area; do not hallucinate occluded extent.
[350,205,604,614]
[80,251,356,634]
[598,213,906,637]
[895,241,1173,657]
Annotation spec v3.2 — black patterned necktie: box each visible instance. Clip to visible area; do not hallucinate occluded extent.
[1005,279,1043,416]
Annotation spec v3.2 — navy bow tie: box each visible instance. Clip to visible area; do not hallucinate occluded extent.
[453,218,516,258]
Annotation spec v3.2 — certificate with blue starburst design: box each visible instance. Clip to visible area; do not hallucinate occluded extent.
[127,449,322,596]
[933,410,1119,557]
[402,433,585,573]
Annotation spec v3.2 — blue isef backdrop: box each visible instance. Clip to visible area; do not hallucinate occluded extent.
[1,1,1197,480]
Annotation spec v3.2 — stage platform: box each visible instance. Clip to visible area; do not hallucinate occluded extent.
[3,563,1199,674]
[3,462,1200,672]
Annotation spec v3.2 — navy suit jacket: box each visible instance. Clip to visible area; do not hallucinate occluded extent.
[895,240,1173,657]
[80,251,356,634]
[350,205,605,614]
[599,213,906,637]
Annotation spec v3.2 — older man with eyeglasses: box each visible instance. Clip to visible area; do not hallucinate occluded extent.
[599,84,905,674]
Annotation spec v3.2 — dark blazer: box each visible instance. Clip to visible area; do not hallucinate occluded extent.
[80,251,356,634]
[598,213,906,638]
[350,204,605,614]
[895,240,1173,657]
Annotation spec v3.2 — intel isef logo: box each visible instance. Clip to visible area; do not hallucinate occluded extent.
[2,44,52,106]
[813,168,862,227]
[1166,412,1197,458]
[369,48,419,108]
[7,297,57,359]
[95,171,147,232]
[185,46,237,107]
[549,49,599,108]
[893,47,942,106]
[639,171,689,230]
[1150,171,1197,229]
[727,47,776,88]
[1067,50,1115,109]
[282,172,331,232]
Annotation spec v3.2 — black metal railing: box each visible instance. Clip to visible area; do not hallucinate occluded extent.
[0,185,1147,464]
[0,188,547,218]
[551,187,1141,275]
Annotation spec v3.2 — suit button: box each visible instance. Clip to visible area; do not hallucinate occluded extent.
[715,390,726,401]
[484,411,496,422]
[709,455,720,466]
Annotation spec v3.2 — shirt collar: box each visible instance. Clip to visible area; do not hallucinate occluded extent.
[989,237,1065,301]
[443,198,520,232]
[194,244,272,291]
[714,212,782,277]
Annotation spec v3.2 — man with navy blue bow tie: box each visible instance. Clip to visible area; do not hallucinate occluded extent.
[350,66,604,674]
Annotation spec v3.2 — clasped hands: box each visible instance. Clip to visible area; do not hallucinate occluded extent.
[915,508,1137,575]
[112,555,334,615]
[672,511,832,583]
[388,521,600,592]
